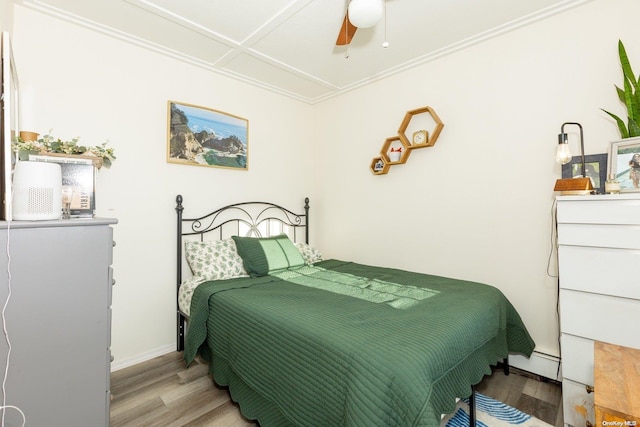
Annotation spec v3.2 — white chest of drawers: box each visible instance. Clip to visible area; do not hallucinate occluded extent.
[556,194,640,427]
[0,218,117,427]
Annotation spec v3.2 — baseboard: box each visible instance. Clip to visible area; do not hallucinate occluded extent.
[110,344,175,372]
[510,351,561,381]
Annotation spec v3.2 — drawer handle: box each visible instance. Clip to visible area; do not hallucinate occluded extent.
[112,279,116,286]
[585,385,594,393]
[112,241,116,247]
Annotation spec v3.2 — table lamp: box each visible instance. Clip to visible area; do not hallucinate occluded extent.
[553,122,594,194]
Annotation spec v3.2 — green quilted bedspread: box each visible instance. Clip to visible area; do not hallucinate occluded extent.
[184,260,535,427]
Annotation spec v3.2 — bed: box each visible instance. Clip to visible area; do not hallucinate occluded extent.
[175,195,535,427]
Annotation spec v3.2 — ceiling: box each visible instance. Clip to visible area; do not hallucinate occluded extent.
[17,0,592,104]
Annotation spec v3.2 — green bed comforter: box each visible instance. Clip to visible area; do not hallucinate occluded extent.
[184,260,535,427]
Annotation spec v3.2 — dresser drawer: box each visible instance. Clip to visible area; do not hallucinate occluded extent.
[561,334,594,386]
[558,245,640,299]
[557,223,640,249]
[562,378,595,427]
[560,290,640,348]
[557,197,640,225]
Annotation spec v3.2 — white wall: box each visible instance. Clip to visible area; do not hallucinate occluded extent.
[11,5,315,367]
[313,0,640,360]
[0,0,12,33]
[8,0,640,370]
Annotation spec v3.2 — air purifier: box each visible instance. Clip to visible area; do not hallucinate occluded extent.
[12,161,63,220]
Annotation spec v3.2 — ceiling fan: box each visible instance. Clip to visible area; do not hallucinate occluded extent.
[335,0,384,46]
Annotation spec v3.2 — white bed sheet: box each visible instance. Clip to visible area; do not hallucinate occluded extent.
[178,276,208,317]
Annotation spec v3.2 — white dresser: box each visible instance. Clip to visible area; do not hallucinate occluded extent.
[0,219,117,427]
[556,194,640,427]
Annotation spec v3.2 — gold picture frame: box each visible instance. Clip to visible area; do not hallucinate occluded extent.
[167,101,248,170]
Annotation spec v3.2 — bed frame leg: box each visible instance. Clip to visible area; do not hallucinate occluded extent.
[467,356,507,427]
[176,194,185,353]
[469,385,476,427]
[177,312,185,352]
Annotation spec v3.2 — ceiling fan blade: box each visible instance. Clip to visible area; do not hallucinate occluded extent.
[335,12,357,46]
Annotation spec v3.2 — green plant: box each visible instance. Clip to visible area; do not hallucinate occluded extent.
[12,132,115,169]
[602,40,640,139]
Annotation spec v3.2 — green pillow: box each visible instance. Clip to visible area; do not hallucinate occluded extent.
[232,234,306,276]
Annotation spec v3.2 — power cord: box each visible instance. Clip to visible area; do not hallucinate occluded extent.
[0,174,26,427]
[546,198,559,279]
[546,198,562,383]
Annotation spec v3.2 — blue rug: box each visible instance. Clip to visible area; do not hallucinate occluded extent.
[440,392,552,427]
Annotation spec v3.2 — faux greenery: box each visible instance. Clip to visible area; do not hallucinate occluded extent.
[602,40,640,139]
[12,133,116,169]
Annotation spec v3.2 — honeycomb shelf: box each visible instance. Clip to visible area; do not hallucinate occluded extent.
[398,106,444,149]
[370,156,389,175]
[370,105,444,175]
[382,136,410,164]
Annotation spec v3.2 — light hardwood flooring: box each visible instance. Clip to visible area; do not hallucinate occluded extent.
[110,352,563,427]
[475,365,564,427]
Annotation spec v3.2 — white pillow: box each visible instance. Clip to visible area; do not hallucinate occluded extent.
[184,239,249,280]
[295,242,323,265]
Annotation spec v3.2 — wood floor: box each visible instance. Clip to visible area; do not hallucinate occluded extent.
[110,352,563,427]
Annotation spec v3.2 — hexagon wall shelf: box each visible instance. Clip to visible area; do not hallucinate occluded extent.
[370,156,389,174]
[399,106,444,149]
[370,106,444,175]
[381,136,410,164]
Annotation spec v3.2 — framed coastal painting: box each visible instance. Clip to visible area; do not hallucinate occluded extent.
[561,153,607,194]
[609,136,640,192]
[167,101,248,170]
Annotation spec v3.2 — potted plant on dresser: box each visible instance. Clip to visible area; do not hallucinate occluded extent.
[602,40,640,192]
[12,131,116,217]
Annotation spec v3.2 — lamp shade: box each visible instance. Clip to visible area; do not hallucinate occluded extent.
[348,0,383,28]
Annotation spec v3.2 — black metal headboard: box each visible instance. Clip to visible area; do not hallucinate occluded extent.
[175,194,310,350]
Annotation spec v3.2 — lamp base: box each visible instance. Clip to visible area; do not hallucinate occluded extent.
[554,177,594,195]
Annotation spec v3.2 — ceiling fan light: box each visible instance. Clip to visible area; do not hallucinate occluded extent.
[348,0,383,29]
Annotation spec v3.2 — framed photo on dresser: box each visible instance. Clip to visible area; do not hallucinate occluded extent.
[562,153,607,194]
[609,137,640,193]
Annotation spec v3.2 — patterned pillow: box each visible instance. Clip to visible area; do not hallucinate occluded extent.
[295,242,323,265]
[184,239,248,280]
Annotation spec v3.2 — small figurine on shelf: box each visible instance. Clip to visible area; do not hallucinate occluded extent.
[389,147,402,162]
